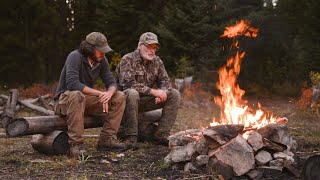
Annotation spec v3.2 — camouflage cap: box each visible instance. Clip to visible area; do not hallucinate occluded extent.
[85,32,113,53]
[139,32,159,45]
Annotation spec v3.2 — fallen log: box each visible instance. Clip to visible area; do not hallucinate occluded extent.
[31,131,69,155]
[6,115,103,137]
[6,109,163,137]
[1,89,19,128]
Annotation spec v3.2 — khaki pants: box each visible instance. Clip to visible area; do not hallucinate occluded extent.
[54,90,125,144]
[123,88,181,136]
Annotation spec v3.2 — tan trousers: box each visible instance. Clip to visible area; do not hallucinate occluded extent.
[54,90,125,144]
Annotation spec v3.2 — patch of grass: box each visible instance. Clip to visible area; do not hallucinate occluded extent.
[154,160,171,171]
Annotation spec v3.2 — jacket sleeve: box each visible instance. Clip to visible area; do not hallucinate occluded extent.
[157,59,172,93]
[65,52,86,91]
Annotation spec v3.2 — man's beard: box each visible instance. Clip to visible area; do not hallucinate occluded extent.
[140,51,154,61]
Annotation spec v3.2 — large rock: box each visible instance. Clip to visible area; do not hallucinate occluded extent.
[203,124,244,148]
[164,141,197,163]
[208,135,255,177]
[168,129,203,148]
[257,124,297,150]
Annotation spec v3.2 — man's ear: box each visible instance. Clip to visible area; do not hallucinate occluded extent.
[137,42,143,50]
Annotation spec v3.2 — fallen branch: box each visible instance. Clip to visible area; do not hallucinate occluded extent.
[37,94,51,110]
[18,101,54,115]
[0,94,53,115]
[1,89,19,127]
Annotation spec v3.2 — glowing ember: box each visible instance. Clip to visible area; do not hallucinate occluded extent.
[212,20,279,137]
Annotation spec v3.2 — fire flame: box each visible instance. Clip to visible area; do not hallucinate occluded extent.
[211,20,278,137]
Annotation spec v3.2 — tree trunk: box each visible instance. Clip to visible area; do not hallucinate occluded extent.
[6,115,103,137]
[31,131,69,155]
[6,109,163,137]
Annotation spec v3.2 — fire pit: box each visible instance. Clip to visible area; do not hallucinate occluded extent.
[165,20,299,179]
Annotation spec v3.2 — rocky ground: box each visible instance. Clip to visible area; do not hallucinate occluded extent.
[0,88,319,179]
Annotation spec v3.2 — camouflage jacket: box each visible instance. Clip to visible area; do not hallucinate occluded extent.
[115,49,172,95]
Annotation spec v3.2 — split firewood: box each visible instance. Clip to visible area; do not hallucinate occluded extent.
[283,161,300,177]
[0,89,19,128]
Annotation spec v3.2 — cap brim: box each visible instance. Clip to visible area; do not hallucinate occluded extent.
[96,45,113,53]
[145,40,160,45]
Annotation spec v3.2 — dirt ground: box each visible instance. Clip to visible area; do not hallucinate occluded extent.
[0,91,319,179]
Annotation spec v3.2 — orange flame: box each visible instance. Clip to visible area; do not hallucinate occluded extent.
[211,20,278,137]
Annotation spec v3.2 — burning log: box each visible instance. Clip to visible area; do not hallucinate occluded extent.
[0,89,19,128]
[31,130,69,155]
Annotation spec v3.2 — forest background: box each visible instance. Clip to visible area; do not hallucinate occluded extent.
[1,0,320,96]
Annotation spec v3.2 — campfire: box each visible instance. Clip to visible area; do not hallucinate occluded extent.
[165,20,298,179]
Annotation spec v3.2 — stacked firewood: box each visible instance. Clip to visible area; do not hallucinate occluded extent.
[164,122,300,179]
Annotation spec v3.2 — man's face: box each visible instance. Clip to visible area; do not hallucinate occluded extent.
[93,49,105,63]
[139,43,159,61]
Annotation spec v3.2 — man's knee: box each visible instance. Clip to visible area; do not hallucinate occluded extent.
[68,91,86,104]
[112,91,125,102]
[124,89,140,101]
[168,89,181,102]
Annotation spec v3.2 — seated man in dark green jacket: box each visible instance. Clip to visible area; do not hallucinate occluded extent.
[54,32,128,158]
[115,32,181,148]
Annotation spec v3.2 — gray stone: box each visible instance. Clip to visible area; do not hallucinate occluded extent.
[194,138,209,155]
[246,169,263,180]
[184,162,197,172]
[247,131,263,151]
[255,150,273,165]
[195,155,209,166]
[164,142,197,163]
[168,129,203,148]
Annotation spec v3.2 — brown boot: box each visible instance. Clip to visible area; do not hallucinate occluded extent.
[69,143,88,158]
[97,137,128,151]
[125,135,138,149]
[153,131,169,146]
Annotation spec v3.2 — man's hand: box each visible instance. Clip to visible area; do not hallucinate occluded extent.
[150,89,167,104]
[99,86,117,112]
[99,91,113,112]
[82,86,117,113]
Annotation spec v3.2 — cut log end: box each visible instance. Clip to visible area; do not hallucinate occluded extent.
[52,132,69,155]
[31,131,69,155]
[6,118,28,137]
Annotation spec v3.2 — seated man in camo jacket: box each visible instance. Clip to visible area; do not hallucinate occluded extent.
[115,32,181,148]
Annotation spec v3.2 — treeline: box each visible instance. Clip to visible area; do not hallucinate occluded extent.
[0,0,319,96]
